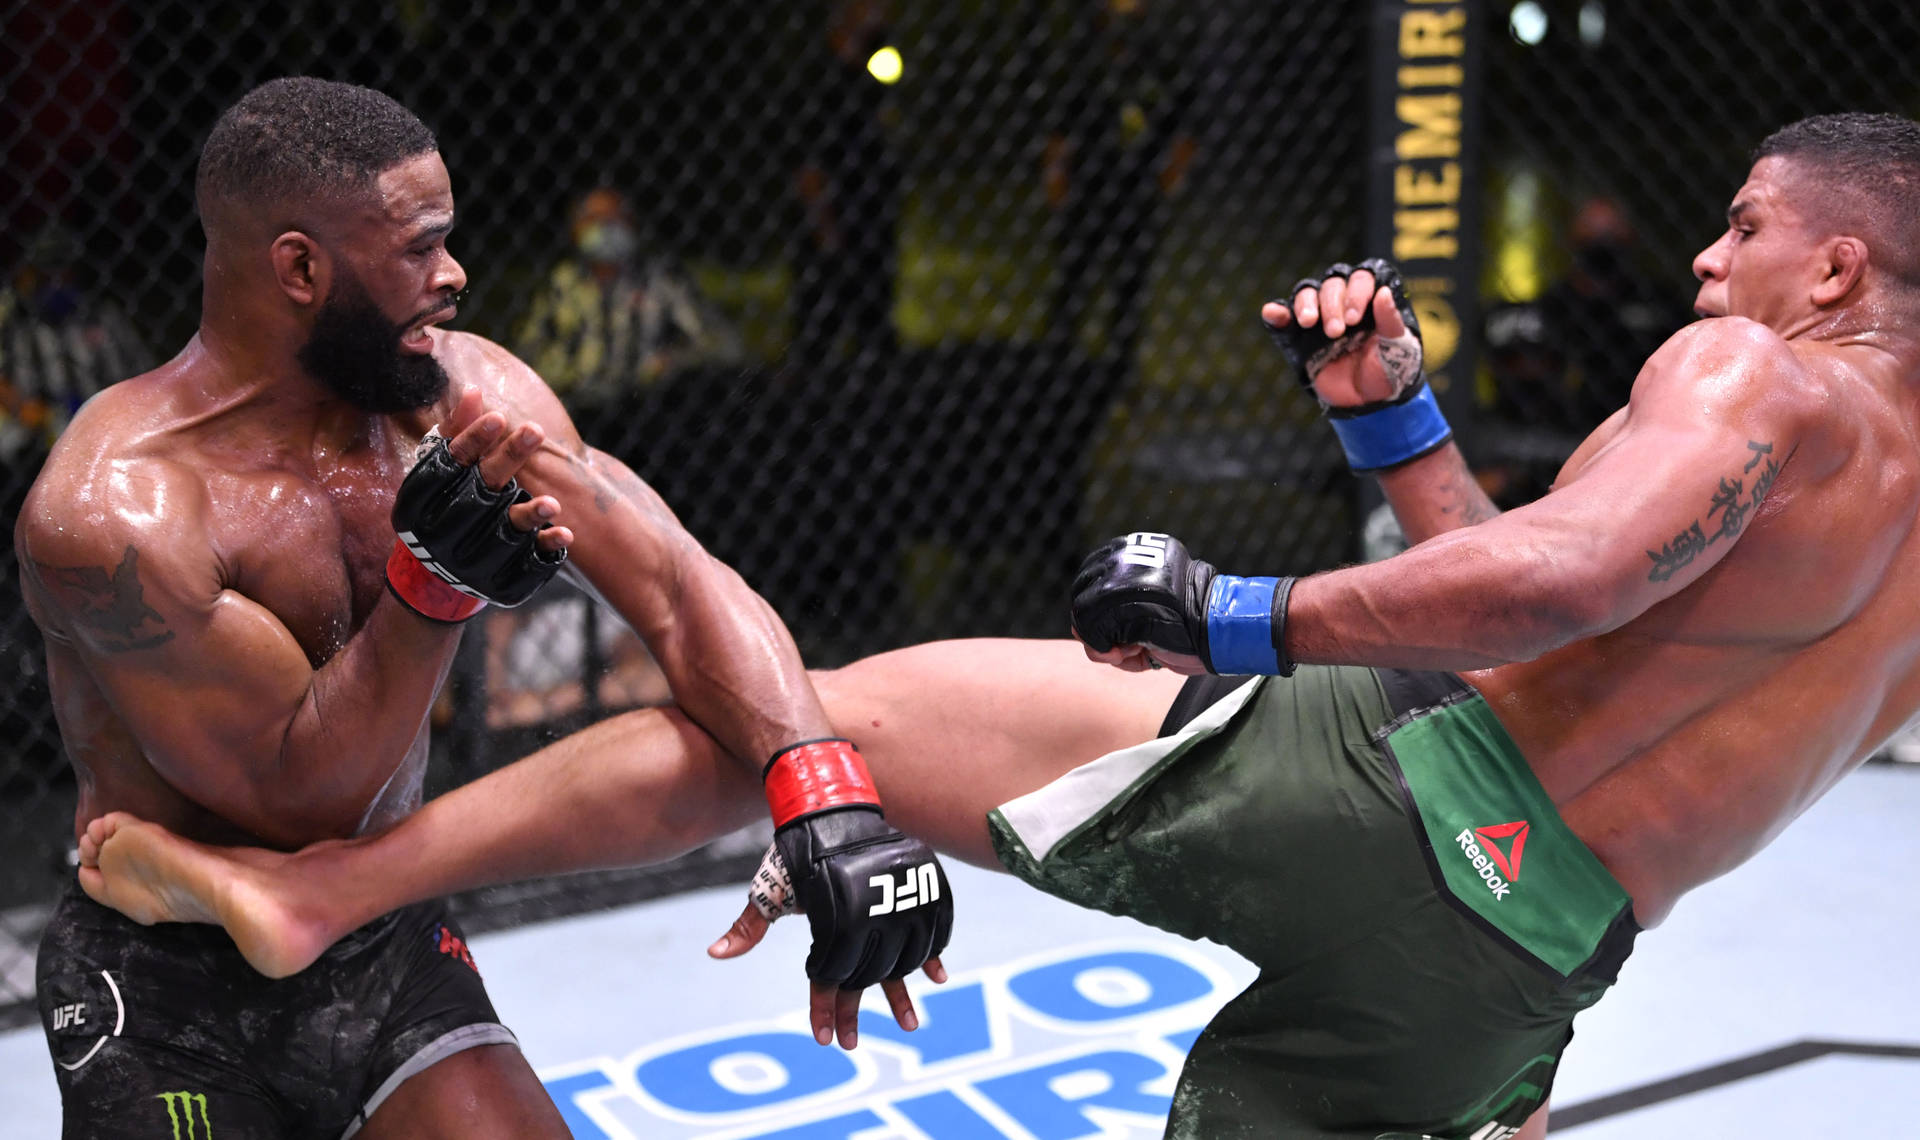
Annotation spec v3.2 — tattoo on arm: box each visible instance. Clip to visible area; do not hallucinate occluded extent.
[1436,466,1499,527]
[578,451,650,514]
[1646,441,1779,582]
[33,546,176,652]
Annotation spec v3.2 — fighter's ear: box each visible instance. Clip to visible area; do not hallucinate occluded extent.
[269,231,328,307]
[1811,235,1867,307]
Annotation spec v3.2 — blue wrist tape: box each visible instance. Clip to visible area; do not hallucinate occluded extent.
[1328,383,1453,473]
[1204,575,1281,675]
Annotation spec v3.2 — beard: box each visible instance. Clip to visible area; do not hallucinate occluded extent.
[296,269,452,414]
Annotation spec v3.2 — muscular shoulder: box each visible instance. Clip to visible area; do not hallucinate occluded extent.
[1620,314,1827,460]
[20,431,212,555]
[433,329,585,449]
[1634,318,1822,424]
[17,447,217,643]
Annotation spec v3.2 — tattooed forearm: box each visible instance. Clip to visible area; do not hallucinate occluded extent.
[32,546,176,651]
[1437,467,1500,528]
[1384,455,1500,544]
[1646,441,1779,582]
[579,451,650,514]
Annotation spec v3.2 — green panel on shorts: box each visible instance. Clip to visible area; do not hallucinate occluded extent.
[1387,697,1632,978]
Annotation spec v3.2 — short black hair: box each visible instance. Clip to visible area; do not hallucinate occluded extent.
[1754,112,1920,286]
[196,77,438,232]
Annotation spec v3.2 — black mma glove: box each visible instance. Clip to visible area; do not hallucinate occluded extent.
[763,739,953,989]
[1071,531,1295,676]
[386,434,568,623]
[1265,257,1453,473]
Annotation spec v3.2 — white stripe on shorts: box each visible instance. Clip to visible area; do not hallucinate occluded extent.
[993,677,1266,864]
[339,1022,521,1139]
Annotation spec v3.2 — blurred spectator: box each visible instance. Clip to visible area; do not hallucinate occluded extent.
[0,223,151,469]
[0,222,151,795]
[481,579,670,732]
[514,185,743,433]
[1044,0,1196,382]
[1479,195,1692,506]
[789,0,902,372]
[504,188,738,728]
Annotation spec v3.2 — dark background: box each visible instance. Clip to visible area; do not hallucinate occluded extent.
[3,0,1918,1020]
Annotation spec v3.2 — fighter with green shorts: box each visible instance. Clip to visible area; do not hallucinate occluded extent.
[69,122,1920,1140]
[991,667,1636,1138]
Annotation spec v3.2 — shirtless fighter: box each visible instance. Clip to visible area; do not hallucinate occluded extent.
[73,112,1920,1139]
[15,77,948,1139]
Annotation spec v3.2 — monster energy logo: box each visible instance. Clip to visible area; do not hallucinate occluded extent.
[158,1091,212,1138]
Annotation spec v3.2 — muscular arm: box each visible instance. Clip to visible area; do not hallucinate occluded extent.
[458,336,832,767]
[1372,441,1501,545]
[1269,272,1499,544]
[16,464,462,846]
[1364,370,1636,546]
[1287,319,1807,668]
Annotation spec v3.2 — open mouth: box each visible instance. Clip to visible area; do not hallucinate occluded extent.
[401,304,456,352]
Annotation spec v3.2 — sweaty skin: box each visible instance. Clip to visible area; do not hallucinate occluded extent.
[16,332,488,851]
[1271,155,1920,925]
[16,151,834,854]
[68,150,1920,1119]
[18,150,923,1076]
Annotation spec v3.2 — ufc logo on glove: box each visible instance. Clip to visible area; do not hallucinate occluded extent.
[1118,532,1171,568]
[396,530,487,599]
[867,863,943,917]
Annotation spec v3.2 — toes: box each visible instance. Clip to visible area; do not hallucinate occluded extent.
[76,866,111,910]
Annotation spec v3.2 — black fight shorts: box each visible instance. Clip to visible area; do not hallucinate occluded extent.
[37,883,516,1139]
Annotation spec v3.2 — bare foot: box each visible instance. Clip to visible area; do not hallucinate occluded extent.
[77,813,338,979]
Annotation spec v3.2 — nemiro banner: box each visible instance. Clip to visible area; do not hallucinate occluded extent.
[1367,0,1485,430]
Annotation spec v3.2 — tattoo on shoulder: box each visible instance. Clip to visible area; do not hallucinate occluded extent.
[1646,441,1779,582]
[33,546,177,652]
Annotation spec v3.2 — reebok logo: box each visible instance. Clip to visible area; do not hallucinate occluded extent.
[1453,821,1530,901]
[1118,532,1170,568]
[867,863,941,917]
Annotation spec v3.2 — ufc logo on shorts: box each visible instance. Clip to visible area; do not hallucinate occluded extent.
[1119,532,1171,568]
[49,1002,86,1030]
[868,863,941,917]
[397,530,486,598]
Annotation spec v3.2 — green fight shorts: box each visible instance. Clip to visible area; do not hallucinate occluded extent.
[988,667,1639,1140]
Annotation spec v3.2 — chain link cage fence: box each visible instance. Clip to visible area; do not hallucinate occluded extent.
[3,0,1919,1023]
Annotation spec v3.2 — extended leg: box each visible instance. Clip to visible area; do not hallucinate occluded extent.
[79,702,763,977]
[808,637,1182,865]
[79,638,1182,976]
[720,637,1184,1044]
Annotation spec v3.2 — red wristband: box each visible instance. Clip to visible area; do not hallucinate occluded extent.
[764,738,881,828]
[386,537,488,623]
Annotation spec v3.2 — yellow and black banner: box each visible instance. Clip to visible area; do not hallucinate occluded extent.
[1368,0,1484,432]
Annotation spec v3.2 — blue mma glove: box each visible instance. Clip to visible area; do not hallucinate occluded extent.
[1070,532,1297,676]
